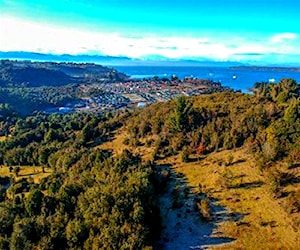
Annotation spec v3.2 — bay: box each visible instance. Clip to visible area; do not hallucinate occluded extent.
[113,66,300,92]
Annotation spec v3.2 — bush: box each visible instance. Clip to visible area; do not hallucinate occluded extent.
[123,137,130,145]
[181,150,189,163]
[0,236,9,250]
[225,154,234,166]
[196,197,212,222]
[286,191,300,213]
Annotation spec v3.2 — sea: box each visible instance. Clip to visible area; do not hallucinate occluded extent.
[113,66,300,92]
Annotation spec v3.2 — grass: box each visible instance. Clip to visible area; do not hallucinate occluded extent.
[0,136,6,142]
[95,128,129,156]
[158,148,300,249]
[95,128,158,162]
[98,130,300,249]
[0,165,52,183]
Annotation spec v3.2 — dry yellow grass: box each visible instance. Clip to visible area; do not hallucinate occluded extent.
[0,165,52,183]
[97,131,300,249]
[158,148,300,249]
[95,128,129,156]
[95,128,158,161]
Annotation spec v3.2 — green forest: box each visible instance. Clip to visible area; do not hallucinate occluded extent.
[0,78,300,249]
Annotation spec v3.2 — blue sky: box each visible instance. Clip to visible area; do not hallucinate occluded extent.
[1,0,300,65]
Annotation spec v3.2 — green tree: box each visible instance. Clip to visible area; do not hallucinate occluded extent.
[38,147,53,167]
[9,218,36,250]
[170,96,192,132]
[284,99,299,123]
[80,123,93,144]
[0,203,15,237]
[44,128,57,142]
[66,219,87,248]
[25,189,44,216]
[181,149,189,163]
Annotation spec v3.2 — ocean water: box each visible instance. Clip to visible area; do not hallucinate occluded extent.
[113,66,300,92]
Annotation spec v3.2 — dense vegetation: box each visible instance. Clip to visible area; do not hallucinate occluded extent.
[0,85,80,115]
[125,78,299,164]
[0,78,299,249]
[0,112,161,249]
[124,78,300,208]
[0,60,128,88]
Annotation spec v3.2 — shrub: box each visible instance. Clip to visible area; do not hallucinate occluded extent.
[181,150,189,163]
[286,191,300,214]
[225,154,234,166]
[196,197,212,222]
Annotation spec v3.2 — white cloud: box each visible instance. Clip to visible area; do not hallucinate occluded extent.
[271,33,298,43]
[0,16,299,62]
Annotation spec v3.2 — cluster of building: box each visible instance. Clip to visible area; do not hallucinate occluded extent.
[98,77,228,102]
[55,77,231,113]
[86,93,130,110]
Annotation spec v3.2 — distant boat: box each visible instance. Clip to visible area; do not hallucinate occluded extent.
[269,78,276,83]
[232,75,237,80]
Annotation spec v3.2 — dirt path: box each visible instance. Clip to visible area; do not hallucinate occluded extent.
[154,165,234,250]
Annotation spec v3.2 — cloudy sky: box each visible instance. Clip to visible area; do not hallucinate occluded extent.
[0,0,300,65]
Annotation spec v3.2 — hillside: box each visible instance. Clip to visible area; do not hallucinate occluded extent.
[0,78,299,249]
[0,60,128,88]
[100,78,300,248]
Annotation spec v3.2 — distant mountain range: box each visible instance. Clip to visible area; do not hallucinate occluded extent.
[0,51,132,65]
[230,66,300,72]
[0,51,245,67]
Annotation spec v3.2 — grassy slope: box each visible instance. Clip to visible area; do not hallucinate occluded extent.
[101,131,300,249]
[166,149,300,249]
[0,166,52,183]
[96,128,158,161]
[96,128,129,155]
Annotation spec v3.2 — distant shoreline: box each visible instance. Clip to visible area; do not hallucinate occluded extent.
[230,66,300,72]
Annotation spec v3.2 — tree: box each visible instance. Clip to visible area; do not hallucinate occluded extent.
[9,218,37,250]
[66,219,88,248]
[170,96,192,132]
[181,149,189,163]
[44,128,58,142]
[284,99,299,123]
[80,123,93,144]
[25,189,44,216]
[0,236,9,250]
[176,96,192,131]
[0,203,15,237]
[38,147,52,167]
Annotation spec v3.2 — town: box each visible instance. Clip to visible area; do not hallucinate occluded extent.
[0,60,233,115]
[54,76,233,114]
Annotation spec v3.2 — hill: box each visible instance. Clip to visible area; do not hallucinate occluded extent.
[100,78,300,248]
[0,78,299,249]
[0,51,245,67]
[0,51,133,65]
[0,60,128,88]
[231,66,300,72]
